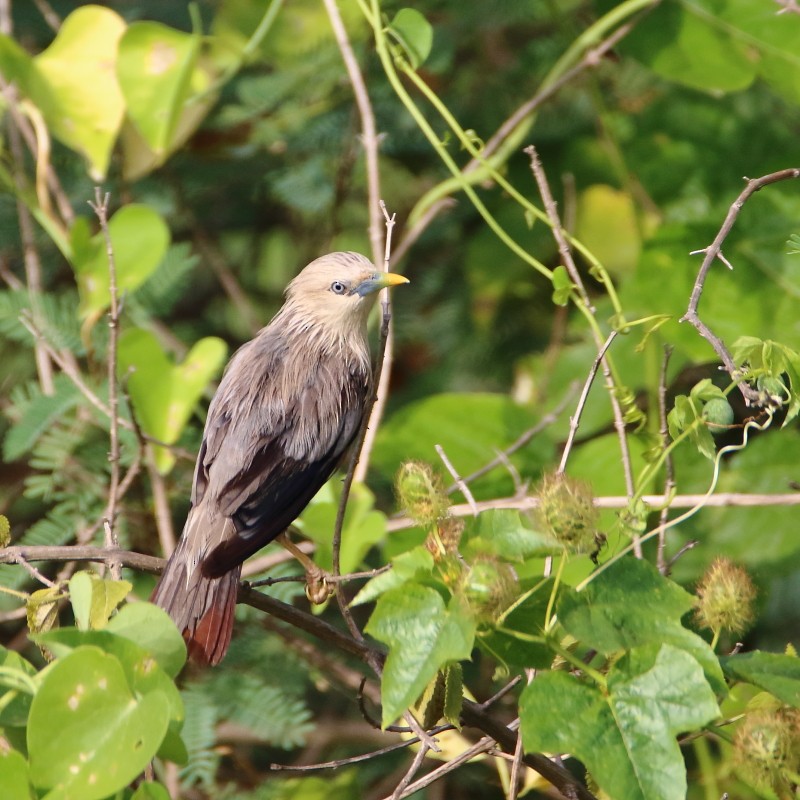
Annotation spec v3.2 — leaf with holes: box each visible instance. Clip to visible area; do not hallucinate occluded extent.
[27,647,169,800]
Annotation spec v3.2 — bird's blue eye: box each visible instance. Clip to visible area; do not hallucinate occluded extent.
[330,281,347,295]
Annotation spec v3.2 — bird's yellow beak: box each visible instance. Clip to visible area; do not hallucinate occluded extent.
[355,272,410,296]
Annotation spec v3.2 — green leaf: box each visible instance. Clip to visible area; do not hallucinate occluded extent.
[365,584,475,727]
[521,644,720,800]
[720,651,800,708]
[117,22,202,156]
[0,647,38,727]
[298,481,386,575]
[33,628,184,729]
[374,393,549,499]
[558,558,725,692]
[117,328,227,473]
[2,6,127,179]
[27,647,170,800]
[131,782,171,800]
[478,579,554,670]
[105,602,187,679]
[0,748,32,800]
[388,9,433,69]
[351,546,434,607]
[71,205,171,321]
[68,571,92,631]
[465,509,560,562]
[68,571,132,630]
[550,265,574,306]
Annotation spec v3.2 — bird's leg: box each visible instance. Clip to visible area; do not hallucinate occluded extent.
[276,531,333,604]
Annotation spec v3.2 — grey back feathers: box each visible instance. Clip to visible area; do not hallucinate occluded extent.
[151,252,398,665]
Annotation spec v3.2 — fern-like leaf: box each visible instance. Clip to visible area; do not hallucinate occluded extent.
[3,375,81,461]
[179,684,221,790]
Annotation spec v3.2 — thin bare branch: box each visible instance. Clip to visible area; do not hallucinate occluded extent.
[680,168,800,405]
[89,189,122,578]
[392,197,456,265]
[322,0,383,266]
[558,334,616,474]
[436,444,479,516]
[331,206,398,642]
[387,742,430,800]
[387,491,800,531]
[354,202,399,483]
[525,145,636,553]
[656,346,675,574]
[450,382,577,492]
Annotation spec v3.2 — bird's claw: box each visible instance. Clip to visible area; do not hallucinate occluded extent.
[304,566,334,605]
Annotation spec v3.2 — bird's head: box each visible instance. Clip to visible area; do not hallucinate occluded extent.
[283,252,409,342]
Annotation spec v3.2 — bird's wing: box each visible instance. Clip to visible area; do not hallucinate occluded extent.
[194,343,369,578]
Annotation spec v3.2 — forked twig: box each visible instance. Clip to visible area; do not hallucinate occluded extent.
[680,168,800,405]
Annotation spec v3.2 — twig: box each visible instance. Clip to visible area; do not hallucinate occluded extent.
[508,720,525,800]
[271,736,426,772]
[0,0,55,397]
[386,491,800,531]
[392,198,456,265]
[322,0,383,267]
[680,168,800,405]
[0,546,164,573]
[32,0,61,31]
[389,734,498,799]
[525,144,637,553]
[11,553,56,588]
[436,444,479,516]
[89,189,122,579]
[146,445,176,558]
[353,202,399,483]
[192,227,261,336]
[388,742,430,800]
[558,334,616,474]
[449,383,577,492]
[656,346,675,574]
[478,675,523,710]
[331,206,397,639]
[509,670,535,800]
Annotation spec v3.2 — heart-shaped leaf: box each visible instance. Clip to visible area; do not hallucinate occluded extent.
[117,22,202,156]
[118,329,227,473]
[71,205,171,323]
[27,647,170,800]
[31,6,126,179]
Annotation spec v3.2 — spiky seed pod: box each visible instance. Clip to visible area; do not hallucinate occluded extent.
[424,517,465,561]
[536,473,601,555]
[463,556,518,624]
[734,708,800,795]
[695,557,756,637]
[395,461,449,527]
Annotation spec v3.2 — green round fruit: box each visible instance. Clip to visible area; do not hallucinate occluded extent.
[702,397,734,432]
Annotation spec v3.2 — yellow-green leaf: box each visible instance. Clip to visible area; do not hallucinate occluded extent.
[33,6,126,179]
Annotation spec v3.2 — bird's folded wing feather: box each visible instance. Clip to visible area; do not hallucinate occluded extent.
[191,336,369,577]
